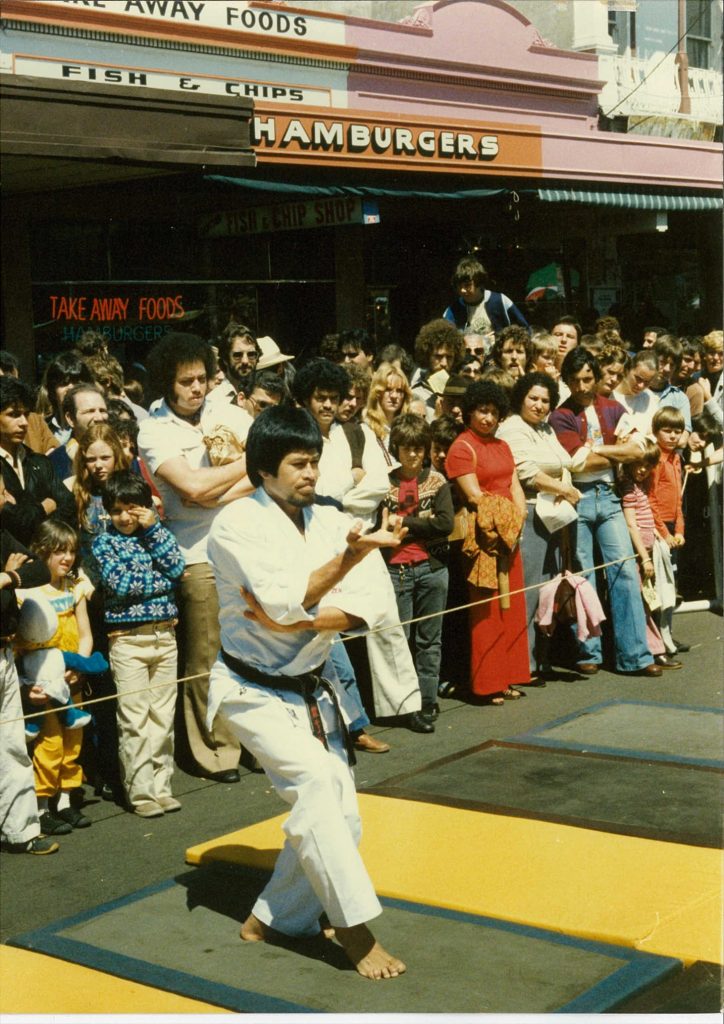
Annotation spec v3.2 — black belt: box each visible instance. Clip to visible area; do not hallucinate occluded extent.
[220,649,356,767]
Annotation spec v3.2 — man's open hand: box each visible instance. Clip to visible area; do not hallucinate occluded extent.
[345,508,408,556]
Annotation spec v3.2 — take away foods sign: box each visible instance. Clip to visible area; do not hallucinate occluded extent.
[252,109,542,175]
[31,1,345,44]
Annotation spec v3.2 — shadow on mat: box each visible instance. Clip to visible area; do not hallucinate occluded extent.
[174,863,355,973]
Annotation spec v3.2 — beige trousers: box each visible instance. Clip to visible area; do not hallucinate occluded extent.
[109,625,177,807]
[177,563,240,775]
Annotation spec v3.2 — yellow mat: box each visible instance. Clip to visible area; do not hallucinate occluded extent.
[186,794,723,967]
[0,945,227,1015]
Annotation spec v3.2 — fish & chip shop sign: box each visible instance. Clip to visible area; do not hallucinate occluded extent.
[46,1,345,43]
[200,197,380,237]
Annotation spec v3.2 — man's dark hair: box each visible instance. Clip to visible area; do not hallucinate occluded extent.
[551,315,582,343]
[0,375,34,414]
[145,333,216,404]
[389,412,431,457]
[654,334,683,369]
[510,371,560,414]
[43,351,94,403]
[108,413,139,449]
[460,379,509,423]
[218,322,259,375]
[430,413,463,449]
[0,350,19,376]
[492,324,532,367]
[561,346,601,383]
[74,329,108,357]
[292,358,349,407]
[414,318,464,371]
[245,405,322,488]
[644,325,667,338]
[102,470,153,512]
[240,369,288,402]
[338,328,374,357]
[61,383,106,424]
[451,256,487,289]
[681,335,702,358]
[375,343,415,379]
[106,396,136,422]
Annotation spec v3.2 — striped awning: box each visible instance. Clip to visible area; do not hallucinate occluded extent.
[537,189,722,211]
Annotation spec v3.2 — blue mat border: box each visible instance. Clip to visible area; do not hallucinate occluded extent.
[509,699,724,769]
[381,896,681,1014]
[9,869,681,1015]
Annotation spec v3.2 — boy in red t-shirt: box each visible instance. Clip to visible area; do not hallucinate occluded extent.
[648,405,686,655]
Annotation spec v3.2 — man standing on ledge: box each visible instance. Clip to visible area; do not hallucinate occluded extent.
[206,405,407,980]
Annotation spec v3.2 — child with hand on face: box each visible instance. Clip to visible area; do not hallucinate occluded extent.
[91,471,185,819]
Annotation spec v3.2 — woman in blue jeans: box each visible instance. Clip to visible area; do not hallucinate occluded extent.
[380,414,454,731]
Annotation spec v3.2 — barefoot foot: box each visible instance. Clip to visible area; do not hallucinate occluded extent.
[240,912,274,943]
[334,923,406,979]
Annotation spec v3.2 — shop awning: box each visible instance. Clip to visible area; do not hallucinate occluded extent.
[206,175,507,200]
[536,189,722,211]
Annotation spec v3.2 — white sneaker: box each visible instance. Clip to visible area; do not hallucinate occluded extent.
[157,796,182,813]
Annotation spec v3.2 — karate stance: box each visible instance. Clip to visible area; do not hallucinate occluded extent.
[206,405,407,980]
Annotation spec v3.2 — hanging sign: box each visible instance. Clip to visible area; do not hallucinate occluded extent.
[200,197,380,237]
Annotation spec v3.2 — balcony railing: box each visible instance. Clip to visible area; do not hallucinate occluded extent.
[599,52,723,124]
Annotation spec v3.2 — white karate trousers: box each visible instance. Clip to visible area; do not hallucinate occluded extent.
[0,648,41,845]
[213,661,382,936]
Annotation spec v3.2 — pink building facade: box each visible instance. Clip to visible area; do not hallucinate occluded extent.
[1,0,721,363]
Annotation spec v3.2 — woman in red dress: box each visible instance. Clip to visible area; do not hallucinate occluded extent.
[445,380,530,703]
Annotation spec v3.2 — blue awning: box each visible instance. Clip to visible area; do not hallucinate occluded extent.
[206,175,507,200]
[537,189,722,211]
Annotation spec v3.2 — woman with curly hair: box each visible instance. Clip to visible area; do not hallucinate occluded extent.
[445,380,531,703]
[362,361,413,460]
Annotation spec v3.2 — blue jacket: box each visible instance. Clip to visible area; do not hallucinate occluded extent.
[443,290,528,332]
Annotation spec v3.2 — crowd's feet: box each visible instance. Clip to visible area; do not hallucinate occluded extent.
[654,654,683,669]
[133,796,182,818]
[353,731,390,754]
[2,836,60,855]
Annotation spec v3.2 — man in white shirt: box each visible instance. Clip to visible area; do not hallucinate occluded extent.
[206,404,407,979]
[138,333,254,782]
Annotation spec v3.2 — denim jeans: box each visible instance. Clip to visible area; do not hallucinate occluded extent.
[572,482,652,671]
[327,640,369,734]
[388,560,449,708]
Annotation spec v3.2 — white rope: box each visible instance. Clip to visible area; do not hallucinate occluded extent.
[0,553,637,727]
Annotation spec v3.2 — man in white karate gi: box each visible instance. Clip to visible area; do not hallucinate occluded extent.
[206,404,407,980]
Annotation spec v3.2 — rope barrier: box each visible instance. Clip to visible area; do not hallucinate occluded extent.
[0,552,638,727]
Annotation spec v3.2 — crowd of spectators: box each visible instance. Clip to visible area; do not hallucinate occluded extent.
[0,257,721,855]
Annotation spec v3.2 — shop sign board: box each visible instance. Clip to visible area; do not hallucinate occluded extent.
[251,108,542,176]
[27,1,345,45]
[10,55,332,106]
[200,197,380,237]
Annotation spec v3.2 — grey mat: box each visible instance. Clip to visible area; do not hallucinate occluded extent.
[364,740,723,847]
[10,864,680,1014]
[510,700,724,768]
